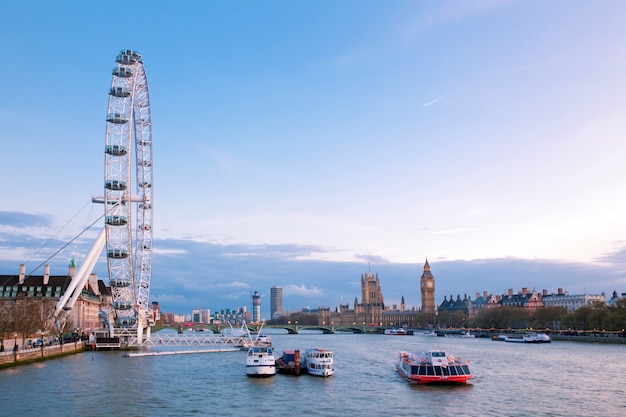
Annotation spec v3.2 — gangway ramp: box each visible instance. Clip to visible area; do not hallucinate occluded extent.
[129,333,248,348]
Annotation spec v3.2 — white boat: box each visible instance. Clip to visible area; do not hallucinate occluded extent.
[238,321,273,349]
[246,345,276,377]
[396,350,474,384]
[384,327,413,335]
[303,348,334,377]
[503,334,525,343]
[415,330,437,337]
[526,333,552,343]
[503,332,551,343]
[524,333,551,343]
[444,331,475,339]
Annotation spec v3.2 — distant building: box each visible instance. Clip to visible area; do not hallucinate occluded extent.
[270,286,283,319]
[211,306,247,324]
[361,272,385,326]
[318,260,435,328]
[608,290,626,307]
[0,262,109,334]
[160,312,185,325]
[470,291,501,314]
[420,259,436,318]
[438,294,472,315]
[191,308,211,324]
[252,291,261,322]
[542,288,606,311]
[499,288,544,312]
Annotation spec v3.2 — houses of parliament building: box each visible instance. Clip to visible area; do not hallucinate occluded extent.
[317,259,436,328]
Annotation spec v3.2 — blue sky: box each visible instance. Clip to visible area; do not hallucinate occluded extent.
[1,1,626,316]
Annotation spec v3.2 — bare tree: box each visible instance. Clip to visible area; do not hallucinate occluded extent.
[49,312,74,346]
[0,301,16,351]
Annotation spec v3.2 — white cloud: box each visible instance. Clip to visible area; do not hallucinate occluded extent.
[284,284,324,297]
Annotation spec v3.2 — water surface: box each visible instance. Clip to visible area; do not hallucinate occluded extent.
[1,333,624,416]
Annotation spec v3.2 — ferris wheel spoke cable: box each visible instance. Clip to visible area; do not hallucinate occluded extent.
[22,199,93,270]
[26,213,104,277]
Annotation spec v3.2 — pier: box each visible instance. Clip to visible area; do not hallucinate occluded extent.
[123,348,239,357]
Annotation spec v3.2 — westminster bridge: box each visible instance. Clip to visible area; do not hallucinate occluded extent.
[162,324,384,335]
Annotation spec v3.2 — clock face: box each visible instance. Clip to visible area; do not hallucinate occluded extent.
[427,281,433,288]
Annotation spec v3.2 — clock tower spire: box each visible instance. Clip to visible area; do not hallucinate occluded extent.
[420,258,436,319]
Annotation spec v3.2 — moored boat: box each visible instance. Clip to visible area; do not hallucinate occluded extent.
[396,350,473,384]
[444,330,475,338]
[503,334,525,343]
[246,345,276,377]
[275,349,305,375]
[384,327,413,335]
[502,332,551,343]
[414,330,437,337]
[303,348,334,377]
[523,332,551,343]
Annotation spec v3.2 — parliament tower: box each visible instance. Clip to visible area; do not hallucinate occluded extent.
[420,259,436,315]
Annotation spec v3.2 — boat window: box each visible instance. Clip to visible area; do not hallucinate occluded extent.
[449,366,458,376]
[418,366,427,376]
[434,366,443,376]
[461,365,470,374]
[411,365,419,375]
[441,366,450,376]
[432,352,445,357]
[426,366,435,376]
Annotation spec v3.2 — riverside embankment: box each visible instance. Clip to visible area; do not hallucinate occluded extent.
[0,341,84,369]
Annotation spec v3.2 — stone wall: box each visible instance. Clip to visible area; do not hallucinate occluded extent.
[0,341,84,367]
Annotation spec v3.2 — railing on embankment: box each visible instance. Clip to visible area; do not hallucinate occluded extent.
[0,341,84,368]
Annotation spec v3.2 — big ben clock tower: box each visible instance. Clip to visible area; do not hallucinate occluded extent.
[420,259,436,316]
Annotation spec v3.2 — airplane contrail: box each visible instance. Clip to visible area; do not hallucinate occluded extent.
[422,93,451,108]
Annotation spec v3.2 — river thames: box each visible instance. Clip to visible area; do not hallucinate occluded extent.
[1,331,625,417]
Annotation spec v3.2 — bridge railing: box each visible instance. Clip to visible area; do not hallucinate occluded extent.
[130,334,247,347]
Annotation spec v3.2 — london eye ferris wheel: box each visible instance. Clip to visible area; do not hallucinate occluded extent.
[103,49,153,337]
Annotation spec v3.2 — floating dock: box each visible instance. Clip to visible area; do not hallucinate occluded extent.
[123,348,239,357]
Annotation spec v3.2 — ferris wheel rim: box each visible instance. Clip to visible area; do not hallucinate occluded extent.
[104,49,153,332]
